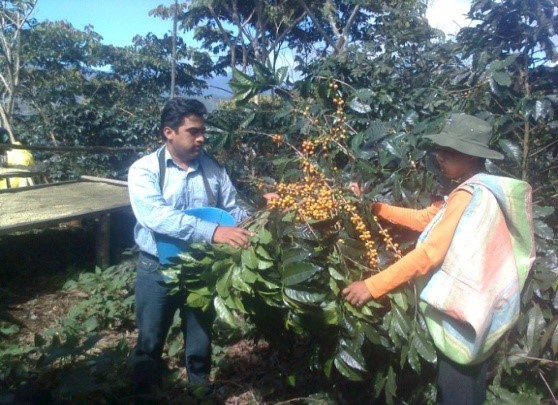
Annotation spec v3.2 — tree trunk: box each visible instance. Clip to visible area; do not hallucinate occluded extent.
[0,0,37,141]
[0,106,16,143]
[171,0,178,98]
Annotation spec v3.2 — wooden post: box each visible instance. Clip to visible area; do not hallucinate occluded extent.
[95,214,111,267]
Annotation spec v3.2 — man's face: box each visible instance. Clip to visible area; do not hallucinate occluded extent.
[163,115,206,164]
[434,148,474,180]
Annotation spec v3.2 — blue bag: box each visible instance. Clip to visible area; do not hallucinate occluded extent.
[155,207,236,265]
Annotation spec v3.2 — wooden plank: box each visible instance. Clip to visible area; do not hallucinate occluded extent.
[0,181,130,235]
[0,180,133,267]
[0,173,45,179]
[0,206,131,236]
[0,171,47,180]
[0,143,140,153]
[0,180,76,195]
[80,175,128,187]
[95,214,111,267]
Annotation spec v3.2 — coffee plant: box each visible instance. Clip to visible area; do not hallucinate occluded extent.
[192,66,557,402]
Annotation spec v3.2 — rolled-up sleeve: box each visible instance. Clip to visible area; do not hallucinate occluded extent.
[372,200,444,232]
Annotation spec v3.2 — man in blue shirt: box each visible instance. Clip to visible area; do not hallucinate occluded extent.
[128,98,252,399]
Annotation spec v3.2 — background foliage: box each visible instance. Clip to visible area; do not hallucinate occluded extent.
[0,0,557,402]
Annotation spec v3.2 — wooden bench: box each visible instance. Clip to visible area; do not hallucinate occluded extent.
[0,166,48,188]
[0,177,131,267]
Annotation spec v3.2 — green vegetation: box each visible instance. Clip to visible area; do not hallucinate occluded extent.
[0,0,556,402]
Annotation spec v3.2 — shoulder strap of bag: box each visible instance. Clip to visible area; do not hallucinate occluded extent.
[158,147,166,193]
[198,153,217,207]
[157,147,216,207]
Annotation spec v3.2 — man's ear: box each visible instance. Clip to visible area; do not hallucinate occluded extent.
[162,126,174,141]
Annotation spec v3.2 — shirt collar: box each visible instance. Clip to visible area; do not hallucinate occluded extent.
[164,147,201,173]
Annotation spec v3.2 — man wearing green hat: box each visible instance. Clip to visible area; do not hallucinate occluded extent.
[343,113,535,404]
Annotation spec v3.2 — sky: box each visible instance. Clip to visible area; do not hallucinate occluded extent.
[33,0,175,47]
[426,0,473,37]
[33,0,474,47]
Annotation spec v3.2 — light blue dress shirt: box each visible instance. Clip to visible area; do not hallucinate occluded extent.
[128,147,249,257]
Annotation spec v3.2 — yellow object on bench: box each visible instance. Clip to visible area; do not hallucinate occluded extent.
[0,142,36,189]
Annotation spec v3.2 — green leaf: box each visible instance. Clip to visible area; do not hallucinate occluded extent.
[361,323,381,345]
[0,324,19,335]
[216,271,232,298]
[538,315,558,356]
[351,131,364,150]
[413,329,436,363]
[391,304,411,337]
[255,244,273,260]
[168,338,182,357]
[212,257,234,274]
[214,296,237,328]
[231,267,253,294]
[231,68,255,87]
[255,228,273,245]
[336,238,365,259]
[241,247,259,269]
[407,343,421,373]
[186,289,212,309]
[240,111,256,129]
[240,266,258,284]
[323,357,334,378]
[329,276,341,296]
[275,66,288,84]
[353,88,374,101]
[283,288,327,304]
[83,316,99,332]
[551,322,558,355]
[366,121,389,143]
[253,61,273,82]
[282,247,312,266]
[391,291,409,311]
[533,205,554,219]
[336,345,367,372]
[282,262,321,286]
[385,365,397,402]
[322,300,339,325]
[349,98,371,114]
[161,268,180,282]
[534,219,554,240]
[334,356,364,381]
[491,71,511,87]
[328,265,346,282]
[257,259,274,270]
[232,88,255,103]
[498,139,522,164]
[534,99,552,120]
[526,304,545,353]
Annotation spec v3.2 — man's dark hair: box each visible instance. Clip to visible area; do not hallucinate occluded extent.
[160,98,207,140]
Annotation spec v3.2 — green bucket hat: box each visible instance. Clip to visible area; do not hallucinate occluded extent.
[423,113,504,160]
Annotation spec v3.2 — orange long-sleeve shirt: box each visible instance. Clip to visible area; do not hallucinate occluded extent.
[365,189,473,298]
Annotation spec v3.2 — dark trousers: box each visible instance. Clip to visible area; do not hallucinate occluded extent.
[131,252,215,395]
[436,351,489,405]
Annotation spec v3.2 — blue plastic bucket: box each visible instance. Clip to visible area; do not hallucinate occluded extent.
[155,207,236,265]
